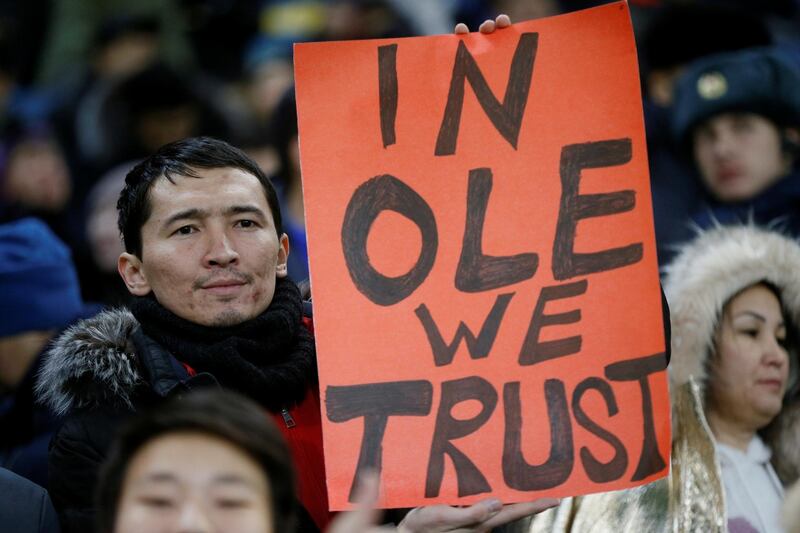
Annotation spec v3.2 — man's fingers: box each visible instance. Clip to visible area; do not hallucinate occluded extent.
[495,14,511,28]
[480,498,561,529]
[455,14,511,35]
[327,472,383,533]
[399,499,502,532]
[478,19,496,34]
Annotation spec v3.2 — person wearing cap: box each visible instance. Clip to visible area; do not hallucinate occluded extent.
[671,48,800,237]
[0,217,98,490]
[636,4,774,268]
[524,225,800,532]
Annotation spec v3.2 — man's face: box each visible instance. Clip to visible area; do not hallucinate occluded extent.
[693,112,791,202]
[114,431,274,533]
[118,167,288,327]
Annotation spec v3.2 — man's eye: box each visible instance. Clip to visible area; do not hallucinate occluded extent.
[140,496,175,508]
[236,219,257,229]
[174,225,195,236]
[216,498,249,509]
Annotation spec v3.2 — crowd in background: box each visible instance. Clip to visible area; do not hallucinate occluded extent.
[0,0,796,308]
[2,1,800,532]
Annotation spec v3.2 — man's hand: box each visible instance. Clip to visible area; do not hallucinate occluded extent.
[326,472,395,533]
[454,14,511,35]
[398,498,560,533]
[327,471,559,533]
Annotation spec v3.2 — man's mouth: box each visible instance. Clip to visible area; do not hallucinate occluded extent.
[715,166,742,183]
[195,269,253,290]
[200,278,248,296]
[203,279,246,289]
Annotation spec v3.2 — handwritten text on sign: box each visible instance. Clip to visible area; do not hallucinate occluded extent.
[295,2,670,510]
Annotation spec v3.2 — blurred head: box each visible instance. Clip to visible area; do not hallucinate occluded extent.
[490,0,559,22]
[243,40,294,124]
[692,111,795,202]
[117,137,288,326]
[706,283,791,430]
[0,217,90,388]
[92,15,160,78]
[0,217,86,337]
[672,48,800,202]
[87,162,134,273]
[324,0,413,41]
[117,64,202,155]
[641,5,771,106]
[2,137,71,212]
[96,390,296,533]
[268,88,300,187]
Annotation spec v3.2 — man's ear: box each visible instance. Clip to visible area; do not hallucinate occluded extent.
[784,127,800,154]
[276,233,290,279]
[118,253,152,296]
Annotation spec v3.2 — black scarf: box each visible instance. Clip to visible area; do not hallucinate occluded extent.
[130,277,316,412]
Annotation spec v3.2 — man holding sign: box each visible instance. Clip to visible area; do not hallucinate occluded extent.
[38,142,555,533]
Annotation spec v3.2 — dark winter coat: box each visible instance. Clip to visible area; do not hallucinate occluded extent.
[0,467,60,533]
[0,355,61,489]
[35,308,324,533]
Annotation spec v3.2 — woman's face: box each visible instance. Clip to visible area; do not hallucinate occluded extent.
[708,284,791,430]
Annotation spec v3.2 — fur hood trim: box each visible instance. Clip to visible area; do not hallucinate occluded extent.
[35,308,142,416]
[663,225,800,393]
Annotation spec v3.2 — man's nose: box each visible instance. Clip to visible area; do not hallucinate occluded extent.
[204,229,239,267]
[711,130,736,158]
[175,500,214,533]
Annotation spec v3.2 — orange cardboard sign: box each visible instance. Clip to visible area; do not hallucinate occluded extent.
[294,1,670,510]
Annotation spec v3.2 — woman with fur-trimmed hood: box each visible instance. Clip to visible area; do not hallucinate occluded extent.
[526,225,800,533]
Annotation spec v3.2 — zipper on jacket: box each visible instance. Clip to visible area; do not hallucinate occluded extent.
[281,407,296,428]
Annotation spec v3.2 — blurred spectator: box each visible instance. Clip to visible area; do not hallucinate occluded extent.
[221,1,327,150]
[82,162,135,307]
[60,15,162,173]
[0,132,80,250]
[2,136,71,216]
[635,4,774,267]
[0,218,98,488]
[0,467,60,533]
[98,62,233,173]
[270,88,308,282]
[0,0,62,135]
[671,48,800,237]
[241,39,295,130]
[36,0,192,86]
[323,0,414,41]
[640,5,773,108]
[95,389,299,533]
[178,1,262,83]
[50,14,165,244]
[489,0,560,22]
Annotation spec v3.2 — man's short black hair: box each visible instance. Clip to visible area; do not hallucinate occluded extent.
[117,136,283,258]
[95,389,296,533]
